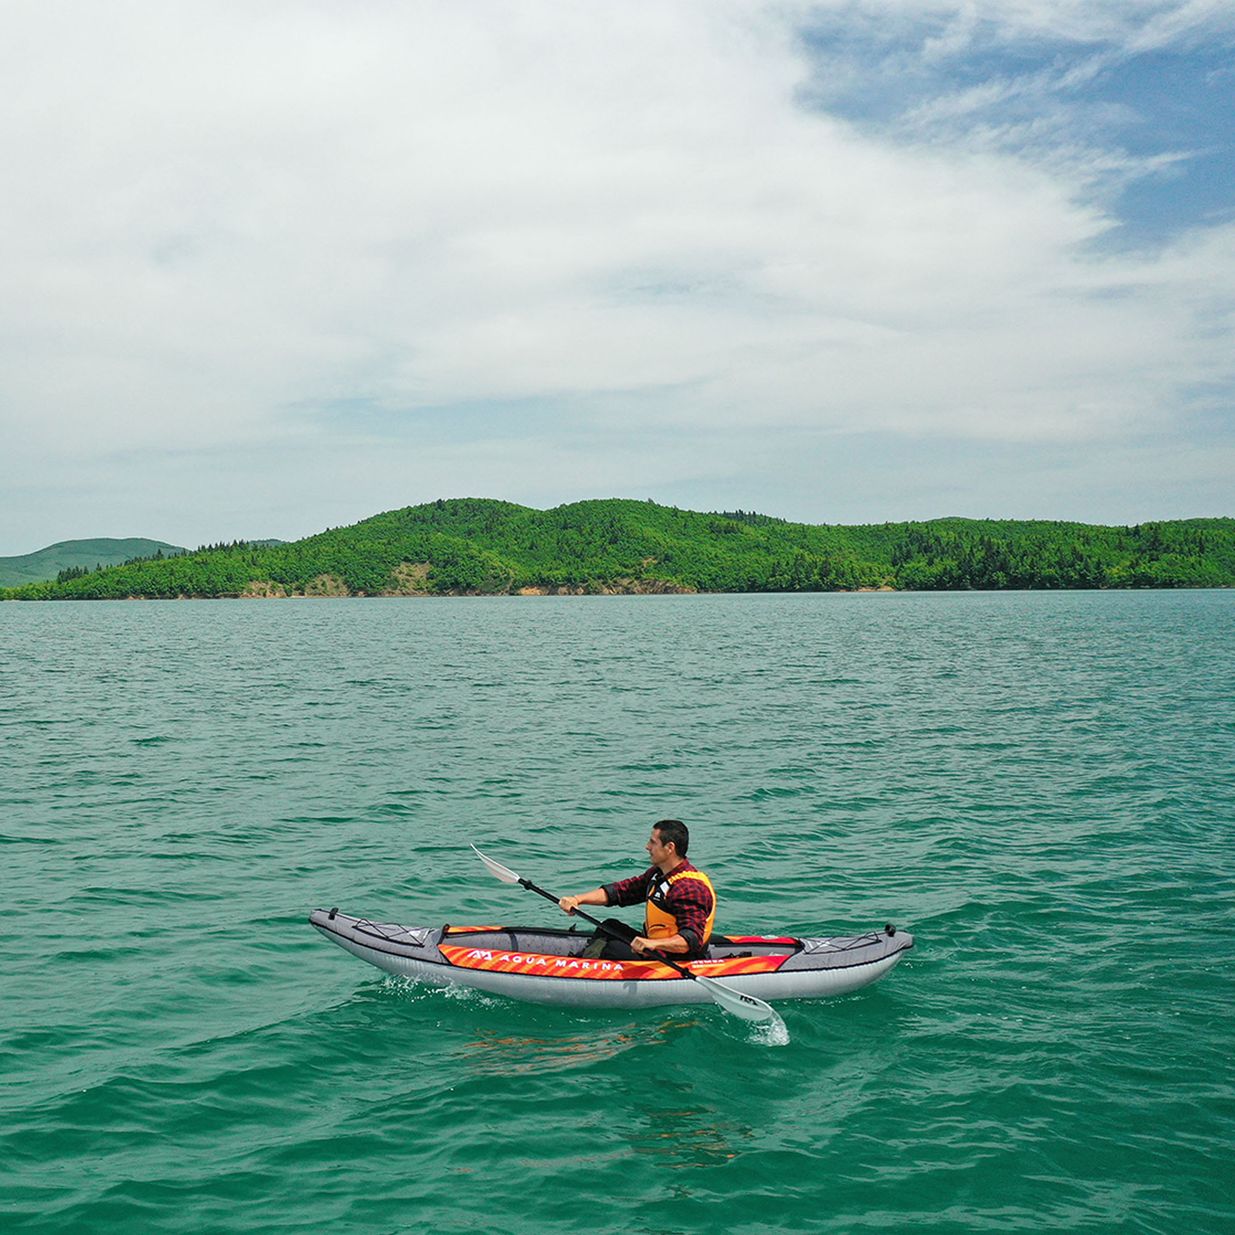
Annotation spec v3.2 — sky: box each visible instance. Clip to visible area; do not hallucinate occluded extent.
[2,0,1233,554]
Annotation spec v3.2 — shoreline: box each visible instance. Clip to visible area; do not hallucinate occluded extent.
[5,584,1231,602]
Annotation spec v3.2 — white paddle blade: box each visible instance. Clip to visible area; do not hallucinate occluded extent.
[471,843,521,885]
[698,976,779,1023]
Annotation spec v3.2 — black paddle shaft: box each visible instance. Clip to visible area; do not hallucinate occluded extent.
[518,877,696,980]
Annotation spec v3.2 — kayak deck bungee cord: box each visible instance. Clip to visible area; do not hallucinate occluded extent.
[309,909,913,1009]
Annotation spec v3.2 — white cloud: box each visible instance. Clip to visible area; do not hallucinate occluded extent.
[0,0,1232,547]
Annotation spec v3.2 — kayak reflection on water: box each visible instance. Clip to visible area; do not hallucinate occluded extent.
[456,1017,699,1077]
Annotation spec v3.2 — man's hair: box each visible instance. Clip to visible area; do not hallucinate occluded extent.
[654,819,689,857]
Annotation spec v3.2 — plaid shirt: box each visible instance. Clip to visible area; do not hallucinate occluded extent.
[603,859,715,956]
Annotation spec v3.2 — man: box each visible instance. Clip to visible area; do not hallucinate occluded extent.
[558,819,716,961]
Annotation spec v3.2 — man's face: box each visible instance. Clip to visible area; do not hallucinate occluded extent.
[646,828,675,866]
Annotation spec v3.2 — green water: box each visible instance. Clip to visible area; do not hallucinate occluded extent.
[3,592,1232,1233]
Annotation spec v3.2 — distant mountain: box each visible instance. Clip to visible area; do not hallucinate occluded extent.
[0,538,188,588]
[2,500,1232,599]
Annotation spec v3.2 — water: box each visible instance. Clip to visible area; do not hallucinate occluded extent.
[2,592,1232,1233]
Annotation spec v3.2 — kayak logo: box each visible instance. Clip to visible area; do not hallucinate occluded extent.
[466,948,623,974]
[446,944,672,980]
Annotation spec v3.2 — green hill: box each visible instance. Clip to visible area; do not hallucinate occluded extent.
[0,538,187,588]
[2,500,1232,599]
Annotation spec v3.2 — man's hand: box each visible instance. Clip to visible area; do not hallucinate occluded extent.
[631,936,655,955]
[558,896,583,915]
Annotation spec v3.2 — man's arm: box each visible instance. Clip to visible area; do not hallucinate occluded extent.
[560,867,655,918]
[651,878,713,955]
[631,931,690,955]
[558,888,609,915]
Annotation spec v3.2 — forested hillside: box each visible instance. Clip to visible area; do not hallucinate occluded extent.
[0,538,187,588]
[3,499,1232,599]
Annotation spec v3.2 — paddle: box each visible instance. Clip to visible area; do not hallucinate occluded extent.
[470,844,778,1024]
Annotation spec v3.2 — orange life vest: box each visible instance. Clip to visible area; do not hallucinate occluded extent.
[644,868,717,944]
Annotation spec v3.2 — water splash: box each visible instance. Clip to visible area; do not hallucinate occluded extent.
[377,975,500,1007]
[749,1010,791,1047]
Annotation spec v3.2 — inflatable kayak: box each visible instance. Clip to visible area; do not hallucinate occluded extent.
[309,909,913,1009]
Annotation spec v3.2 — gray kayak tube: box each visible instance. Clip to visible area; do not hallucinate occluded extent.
[309,909,913,1009]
